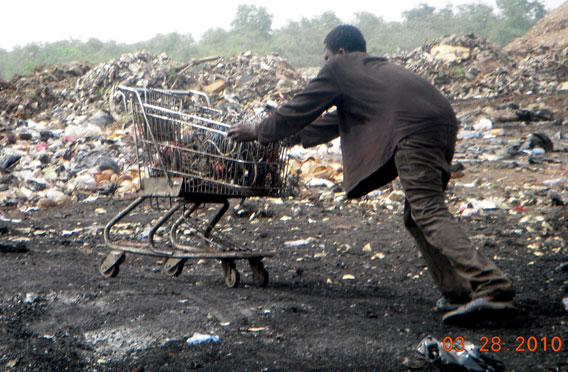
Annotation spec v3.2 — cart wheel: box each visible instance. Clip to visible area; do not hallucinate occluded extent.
[99,251,125,279]
[222,260,240,288]
[249,258,269,287]
[99,263,120,278]
[163,258,186,277]
[253,268,269,287]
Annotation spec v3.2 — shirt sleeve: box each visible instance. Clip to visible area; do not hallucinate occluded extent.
[255,64,341,144]
[295,110,340,148]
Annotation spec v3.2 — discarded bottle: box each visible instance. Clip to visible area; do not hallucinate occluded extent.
[484,128,505,137]
[458,129,505,139]
[458,130,483,139]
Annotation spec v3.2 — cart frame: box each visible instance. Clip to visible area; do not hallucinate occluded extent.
[99,86,290,287]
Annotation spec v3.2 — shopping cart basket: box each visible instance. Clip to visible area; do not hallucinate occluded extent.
[99,86,291,287]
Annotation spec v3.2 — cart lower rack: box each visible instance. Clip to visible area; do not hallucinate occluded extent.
[99,86,290,287]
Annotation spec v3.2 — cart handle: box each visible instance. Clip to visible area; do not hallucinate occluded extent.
[117,86,211,107]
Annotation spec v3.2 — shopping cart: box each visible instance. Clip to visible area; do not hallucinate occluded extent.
[99,86,291,287]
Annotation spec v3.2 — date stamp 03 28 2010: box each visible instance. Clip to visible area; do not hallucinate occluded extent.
[441,336,563,353]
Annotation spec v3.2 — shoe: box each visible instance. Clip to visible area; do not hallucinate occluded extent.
[433,297,462,312]
[442,297,517,327]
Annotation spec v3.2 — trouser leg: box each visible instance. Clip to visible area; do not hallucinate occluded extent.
[394,128,514,302]
[403,200,472,302]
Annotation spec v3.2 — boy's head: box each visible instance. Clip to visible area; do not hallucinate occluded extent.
[324,25,367,55]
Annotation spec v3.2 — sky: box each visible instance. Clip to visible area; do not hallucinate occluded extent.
[1,0,565,51]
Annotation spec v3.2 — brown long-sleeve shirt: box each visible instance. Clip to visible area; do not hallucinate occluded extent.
[256,52,457,198]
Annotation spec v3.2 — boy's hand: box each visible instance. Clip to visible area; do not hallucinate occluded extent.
[227,123,258,142]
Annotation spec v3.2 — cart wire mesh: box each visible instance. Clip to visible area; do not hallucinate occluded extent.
[119,86,291,198]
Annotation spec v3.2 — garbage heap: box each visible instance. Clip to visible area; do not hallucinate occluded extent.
[388,33,568,100]
[0,50,310,210]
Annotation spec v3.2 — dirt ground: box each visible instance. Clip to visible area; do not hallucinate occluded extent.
[1,93,568,372]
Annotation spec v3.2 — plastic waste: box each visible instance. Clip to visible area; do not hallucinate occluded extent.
[458,130,483,139]
[186,332,220,346]
[483,129,505,138]
[458,129,505,139]
[473,117,493,132]
[563,298,568,312]
[417,336,504,372]
[542,178,564,187]
[284,237,316,247]
[74,173,97,191]
[521,148,545,156]
[526,133,553,153]
[64,124,103,139]
[306,178,335,188]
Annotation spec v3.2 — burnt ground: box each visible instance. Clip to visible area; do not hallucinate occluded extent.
[1,94,568,372]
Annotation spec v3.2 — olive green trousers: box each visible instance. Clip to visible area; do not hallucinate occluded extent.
[394,126,514,303]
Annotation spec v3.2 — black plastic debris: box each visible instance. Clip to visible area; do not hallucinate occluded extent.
[0,154,21,172]
[417,336,505,372]
[527,133,554,153]
[0,242,29,253]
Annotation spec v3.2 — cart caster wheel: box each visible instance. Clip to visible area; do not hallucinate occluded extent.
[99,251,125,278]
[222,260,240,288]
[253,268,269,287]
[100,263,120,278]
[249,258,269,287]
[163,258,186,277]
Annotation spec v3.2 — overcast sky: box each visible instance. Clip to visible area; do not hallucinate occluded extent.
[1,0,565,51]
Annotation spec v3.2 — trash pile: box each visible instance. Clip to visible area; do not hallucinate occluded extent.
[389,33,568,99]
[0,50,312,210]
[0,61,92,122]
[176,51,307,116]
[0,50,307,126]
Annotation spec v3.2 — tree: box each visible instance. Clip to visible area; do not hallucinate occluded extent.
[231,5,273,37]
[272,11,341,67]
[401,4,453,47]
[354,12,397,55]
[493,0,546,43]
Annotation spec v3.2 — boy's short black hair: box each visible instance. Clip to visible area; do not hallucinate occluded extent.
[324,25,367,53]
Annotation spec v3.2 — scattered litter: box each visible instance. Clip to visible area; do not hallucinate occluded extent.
[473,117,493,132]
[248,326,269,332]
[6,359,19,368]
[371,252,385,260]
[95,208,106,215]
[186,332,220,346]
[23,293,39,304]
[526,133,554,153]
[417,335,504,372]
[284,237,316,247]
[306,178,336,188]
